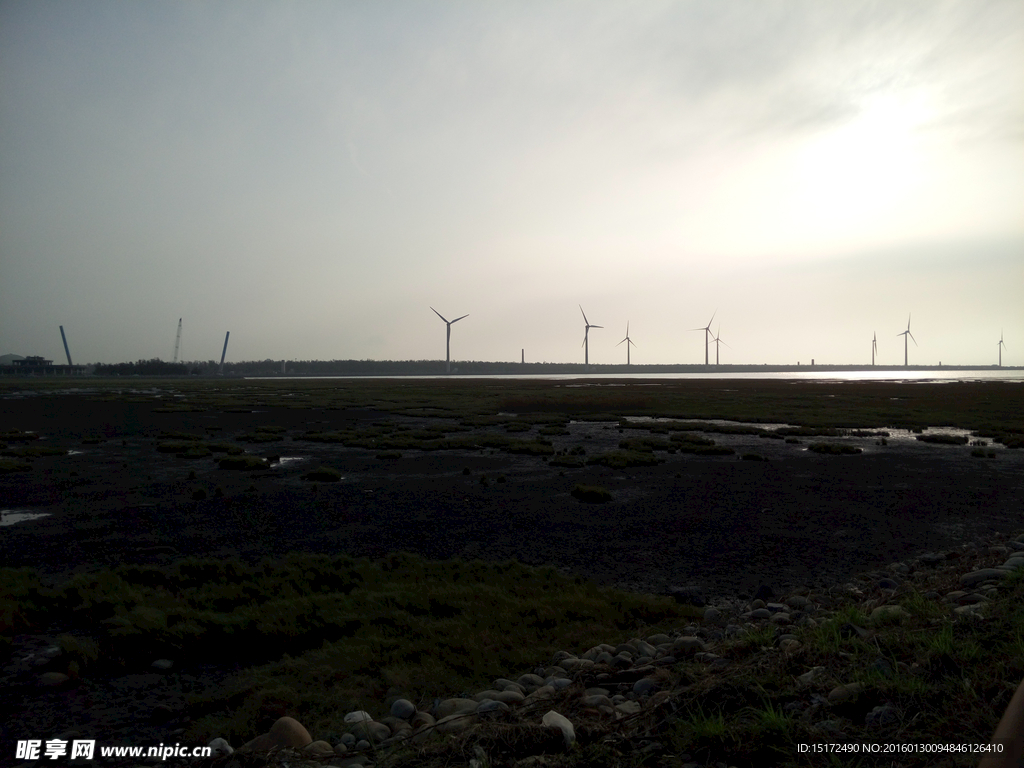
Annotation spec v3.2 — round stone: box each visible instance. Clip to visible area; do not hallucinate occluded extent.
[410,711,435,729]
[241,716,312,752]
[38,672,70,687]
[207,738,233,757]
[390,698,416,720]
[343,710,374,724]
[828,683,864,704]
[303,740,334,757]
[632,678,659,696]
[476,699,510,714]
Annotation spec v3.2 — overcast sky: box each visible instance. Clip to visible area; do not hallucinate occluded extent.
[1,1,1022,367]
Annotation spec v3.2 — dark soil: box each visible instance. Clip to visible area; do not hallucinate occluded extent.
[2,392,1023,762]
[2,395,1023,596]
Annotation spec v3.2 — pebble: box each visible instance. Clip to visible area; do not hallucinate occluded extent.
[239,716,311,752]
[961,568,1009,587]
[870,605,909,622]
[436,712,477,735]
[343,710,374,724]
[207,738,233,756]
[390,698,416,719]
[828,683,865,704]
[437,697,479,718]
[632,677,659,696]
[38,672,70,687]
[542,710,575,748]
[476,699,510,714]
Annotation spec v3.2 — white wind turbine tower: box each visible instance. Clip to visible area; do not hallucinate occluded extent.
[690,310,717,366]
[711,326,730,365]
[431,307,468,374]
[897,314,917,366]
[617,322,636,366]
[872,332,877,366]
[580,305,602,365]
[998,331,1007,367]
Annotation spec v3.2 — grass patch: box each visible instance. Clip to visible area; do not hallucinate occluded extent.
[0,552,696,749]
[586,450,661,468]
[301,466,342,482]
[548,455,584,468]
[916,433,969,445]
[0,430,39,442]
[0,459,31,473]
[808,443,863,455]
[571,484,613,503]
[1,446,68,458]
[694,445,735,456]
[741,453,767,461]
[218,455,270,471]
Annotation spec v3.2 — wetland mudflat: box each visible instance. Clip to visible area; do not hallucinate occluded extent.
[2,379,1022,599]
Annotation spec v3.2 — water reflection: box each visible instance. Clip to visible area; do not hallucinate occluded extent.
[0,509,51,527]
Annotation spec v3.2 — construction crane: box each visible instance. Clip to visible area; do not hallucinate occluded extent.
[172,318,182,363]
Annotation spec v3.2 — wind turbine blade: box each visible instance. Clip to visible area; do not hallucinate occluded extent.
[430,307,448,323]
[579,305,588,325]
[909,332,917,346]
[451,314,469,323]
[591,325,603,329]
[617,338,627,346]
[708,309,717,328]
[629,339,637,348]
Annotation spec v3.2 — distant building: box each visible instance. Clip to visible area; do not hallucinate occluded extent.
[0,354,86,376]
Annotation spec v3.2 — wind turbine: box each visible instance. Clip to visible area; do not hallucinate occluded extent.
[897,314,916,366]
[711,326,730,365]
[580,305,602,365]
[431,307,468,374]
[998,331,1007,367]
[872,332,877,366]
[617,322,636,366]
[690,310,716,365]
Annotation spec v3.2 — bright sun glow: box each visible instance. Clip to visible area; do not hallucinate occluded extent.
[791,94,931,233]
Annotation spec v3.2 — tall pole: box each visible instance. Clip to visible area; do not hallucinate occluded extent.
[220,332,230,374]
[59,326,72,366]
[173,318,182,363]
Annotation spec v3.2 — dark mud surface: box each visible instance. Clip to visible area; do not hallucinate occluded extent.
[2,393,1023,760]
[3,395,1024,597]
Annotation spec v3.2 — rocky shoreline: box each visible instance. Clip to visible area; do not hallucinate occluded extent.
[9,528,1023,768]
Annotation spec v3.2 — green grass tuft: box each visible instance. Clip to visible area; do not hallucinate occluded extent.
[571,484,613,503]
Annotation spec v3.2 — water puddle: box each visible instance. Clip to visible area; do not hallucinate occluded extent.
[1,509,52,527]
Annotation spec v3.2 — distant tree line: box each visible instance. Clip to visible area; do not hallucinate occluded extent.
[88,359,982,377]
